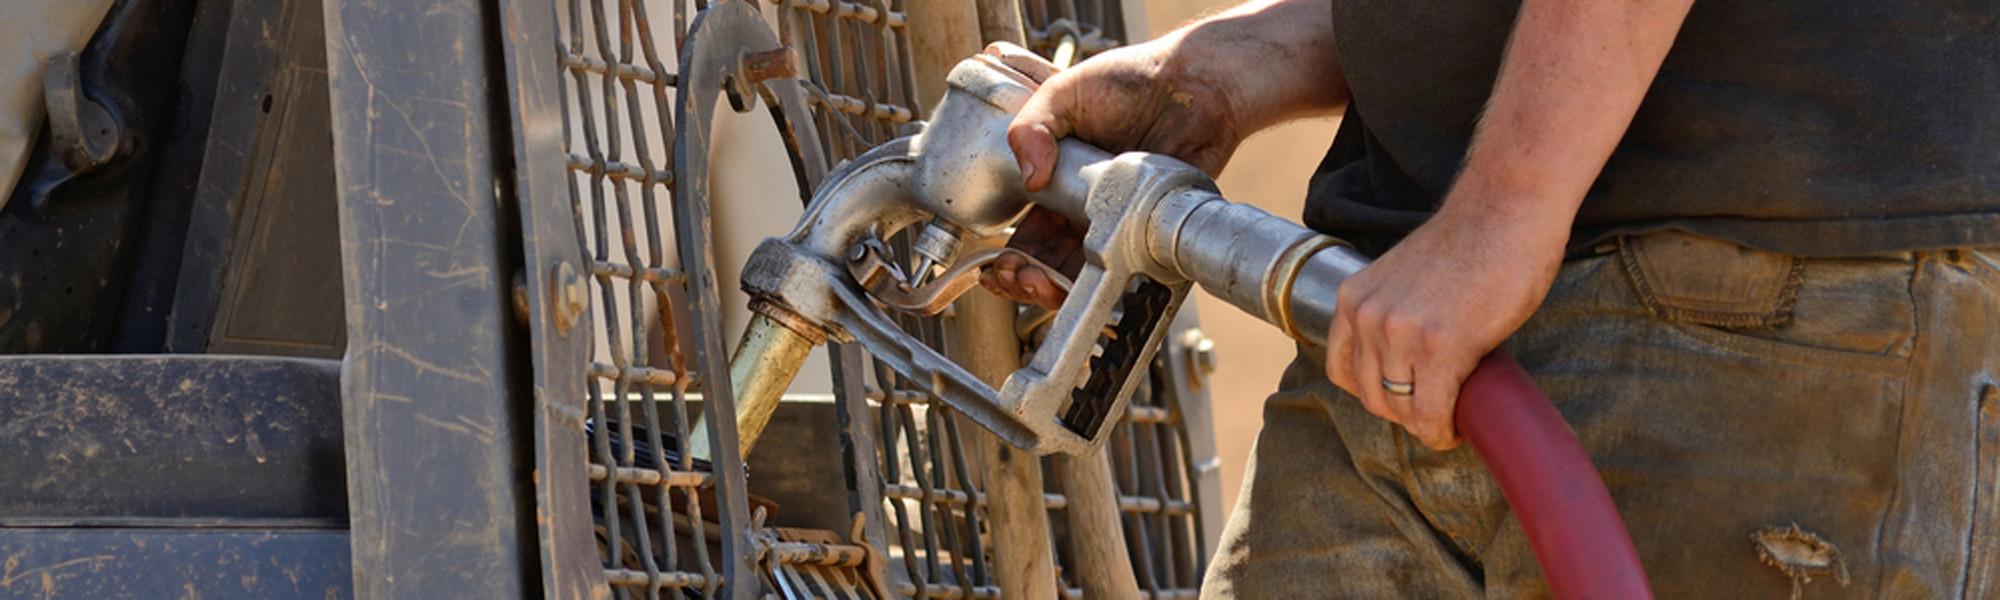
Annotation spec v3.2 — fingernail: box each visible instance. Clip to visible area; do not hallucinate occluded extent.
[1020,160,1036,184]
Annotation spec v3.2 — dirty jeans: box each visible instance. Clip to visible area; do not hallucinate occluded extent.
[1200,232,2000,598]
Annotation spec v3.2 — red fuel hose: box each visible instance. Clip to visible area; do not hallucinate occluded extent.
[1456,351,1653,599]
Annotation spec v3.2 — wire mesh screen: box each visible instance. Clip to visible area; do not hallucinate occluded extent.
[1031,338,1208,600]
[772,0,921,164]
[558,0,729,596]
[541,0,1216,596]
[1099,365,1204,598]
[769,2,1011,599]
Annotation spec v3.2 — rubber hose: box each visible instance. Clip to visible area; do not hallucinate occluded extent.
[1455,350,1653,599]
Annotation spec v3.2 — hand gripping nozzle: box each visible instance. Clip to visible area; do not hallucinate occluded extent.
[730,46,1651,598]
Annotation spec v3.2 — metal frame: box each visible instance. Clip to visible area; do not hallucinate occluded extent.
[324,0,539,596]
[15,0,1216,597]
[522,0,785,597]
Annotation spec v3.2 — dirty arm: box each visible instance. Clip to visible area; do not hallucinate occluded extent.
[990,0,1347,308]
[1326,0,1696,449]
[1009,0,1348,190]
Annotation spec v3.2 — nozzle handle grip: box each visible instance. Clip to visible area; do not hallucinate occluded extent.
[1457,351,1653,600]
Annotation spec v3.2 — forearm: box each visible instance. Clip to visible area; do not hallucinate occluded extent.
[1443,0,1694,247]
[1163,0,1348,135]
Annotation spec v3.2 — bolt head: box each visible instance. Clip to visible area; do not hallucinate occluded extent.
[552,261,586,332]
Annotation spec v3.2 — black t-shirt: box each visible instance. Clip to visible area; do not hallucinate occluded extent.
[1304,0,2000,257]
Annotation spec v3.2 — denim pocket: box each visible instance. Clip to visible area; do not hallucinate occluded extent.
[1619,232,1914,374]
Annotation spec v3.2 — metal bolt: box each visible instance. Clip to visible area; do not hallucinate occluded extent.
[1181,328,1217,391]
[740,47,797,86]
[510,270,531,328]
[552,261,586,333]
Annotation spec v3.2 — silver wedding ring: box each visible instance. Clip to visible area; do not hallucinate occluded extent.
[1381,378,1415,396]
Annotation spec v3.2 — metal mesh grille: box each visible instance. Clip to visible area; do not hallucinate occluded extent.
[769,2,1009,598]
[871,380,1002,600]
[1035,354,1207,600]
[761,528,888,599]
[559,0,724,596]
[771,0,921,164]
[543,0,1219,596]
[1099,366,1205,598]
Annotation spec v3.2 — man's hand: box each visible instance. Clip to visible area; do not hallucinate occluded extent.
[982,37,1244,307]
[983,0,1348,307]
[980,207,1086,310]
[1325,203,1565,450]
[1006,40,1247,193]
[1324,0,1693,450]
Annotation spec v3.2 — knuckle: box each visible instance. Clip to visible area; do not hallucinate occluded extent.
[1335,283,1364,307]
[1380,311,1417,337]
[1416,321,1452,348]
[1353,300,1387,325]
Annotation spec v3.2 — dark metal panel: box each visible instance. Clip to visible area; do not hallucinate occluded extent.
[0,355,345,525]
[490,0,601,596]
[197,0,347,358]
[323,0,536,596]
[114,0,243,352]
[162,0,305,353]
[205,64,346,357]
[0,528,350,599]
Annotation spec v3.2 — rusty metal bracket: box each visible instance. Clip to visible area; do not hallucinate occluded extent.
[42,51,121,173]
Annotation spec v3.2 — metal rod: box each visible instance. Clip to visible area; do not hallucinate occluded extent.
[1050,33,1078,69]
[690,313,818,460]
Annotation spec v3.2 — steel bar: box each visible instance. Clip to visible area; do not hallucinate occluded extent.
[879,483,1191,516]
[893,581,1002,600]
[605,569,711,589]
[832,343,897,597]
[568,153,678,186]
[562,50,678,86]
[587,464,713,488]
[324,0,538,596]
[768,541,872,567]
[677,5,789,597]
[493,0,608,595]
